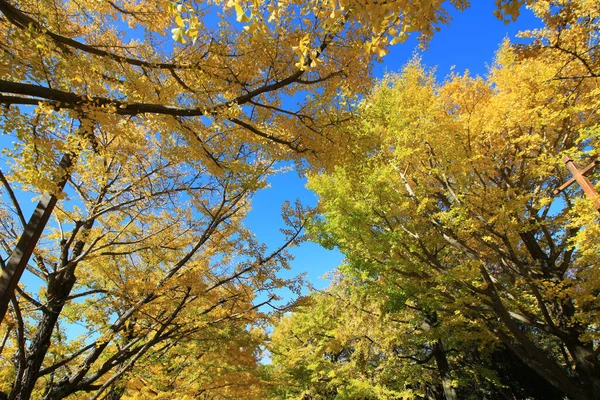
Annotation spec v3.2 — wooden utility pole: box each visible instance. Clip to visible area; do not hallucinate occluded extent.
[554,155,600,212]
[0,154,73,324]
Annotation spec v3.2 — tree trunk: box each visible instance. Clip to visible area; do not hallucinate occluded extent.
[9,268,77,400]
[0,154,72,324]
[432,339,457,400]
[478,265,600,400]
[10,193,99,399]
[565,340,600,400]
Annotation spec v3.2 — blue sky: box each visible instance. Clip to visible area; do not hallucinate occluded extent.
[244,1,545,298]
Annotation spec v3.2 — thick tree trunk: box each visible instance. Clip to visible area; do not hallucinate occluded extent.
[479,265,596,400]
[500,338,592,400]
[518,229,600,400]
[3,151,75,400]
[9,268,77,400]
[565,340,600,400]
[0,154,73,324]
[432,340,457,400]
[10,193,99,399]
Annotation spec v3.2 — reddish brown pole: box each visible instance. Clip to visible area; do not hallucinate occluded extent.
[562,156,600,212]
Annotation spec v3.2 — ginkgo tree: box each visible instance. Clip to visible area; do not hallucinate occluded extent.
[268,272,566,399]
[269,273,465,400]
[0,0,533,398]
[306,1,600,399]
[0,0,481,160]
[0,107,307,399]
[0,0,522,323]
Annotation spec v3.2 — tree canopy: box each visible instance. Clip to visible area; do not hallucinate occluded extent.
[302,4,600,398]
[269,273,566,399]
[0,0,487,165]
[1,0,600,399]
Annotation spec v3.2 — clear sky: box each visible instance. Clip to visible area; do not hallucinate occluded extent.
[244,1,545,300]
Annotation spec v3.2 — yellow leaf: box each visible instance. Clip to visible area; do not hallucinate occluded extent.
[175,14,185,27]
[235,4,251,23]
[171,27,186,44]
[390,36,406,45]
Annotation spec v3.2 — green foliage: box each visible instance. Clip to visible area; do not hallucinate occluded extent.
[299,1,600,398]
[269,276,437,399]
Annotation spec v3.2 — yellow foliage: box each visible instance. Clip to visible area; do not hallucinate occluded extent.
[305,2,600,397]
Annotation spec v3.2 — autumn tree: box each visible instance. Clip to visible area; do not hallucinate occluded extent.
[0,105,310,399]
[0,0,534,398]
[0,0,480,397]
[269,274,464,400]
[306,1,600,399]
[269,273,566,399]
[0,0,481,159]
